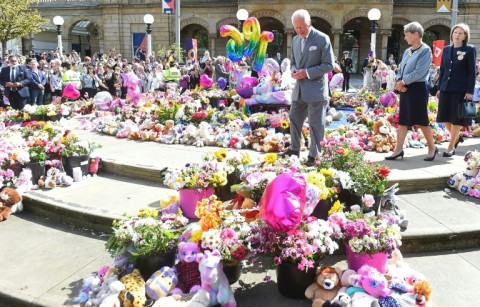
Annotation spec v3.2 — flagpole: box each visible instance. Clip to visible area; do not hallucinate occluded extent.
[451,0,458,29]
[176,0,181,63]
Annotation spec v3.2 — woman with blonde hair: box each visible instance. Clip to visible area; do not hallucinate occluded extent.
[436,23,477,157]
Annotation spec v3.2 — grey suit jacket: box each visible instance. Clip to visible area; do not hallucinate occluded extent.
[0,65,31,98]
[291,27,334,103]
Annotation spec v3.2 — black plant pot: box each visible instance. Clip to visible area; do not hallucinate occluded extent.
[216,172,242,201]
[311,198,334,220]
[135,248,176,280]
[276,262,316,299]
[348,193,382,215]
[61,155,90,177]
[223,261,242,285]
[25,162,46,184]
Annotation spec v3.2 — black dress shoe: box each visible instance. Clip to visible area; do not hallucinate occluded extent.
[424,147,438,161]
[304,156,316,167]
[443,150,455,157]
[385,151,404,160]
[280,149,299,157]
[454,136,464,149]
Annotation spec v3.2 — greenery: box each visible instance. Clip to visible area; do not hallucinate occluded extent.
[28,145,47,162]
[60,131,101,157]
[157,43,186,64]
[0,0,48,56]
[349,161,390,195]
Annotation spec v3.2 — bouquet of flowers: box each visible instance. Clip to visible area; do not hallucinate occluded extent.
[349,161,390,196]
[203,149,251,175]
[106,212,188,257]
[60,130,101,157]
[249,217,339,271]
[319,136,365,172]
[328,204,402,256]
[163,161,228,190]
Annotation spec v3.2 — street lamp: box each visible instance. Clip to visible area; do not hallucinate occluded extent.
[368,8,381,57]
[143,14,154,57]
[236,9,249,30]
[53,16,64,57]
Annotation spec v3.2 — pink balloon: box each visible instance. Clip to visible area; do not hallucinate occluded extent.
[121,72,141,90]
[200,74,214,88]
[259,172,306,233]
[62,83,80,100]
[380,91,397,107]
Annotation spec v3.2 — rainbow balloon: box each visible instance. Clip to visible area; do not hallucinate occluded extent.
[219,25,244,62]
[252,31,274,72]
[242,17,261,58]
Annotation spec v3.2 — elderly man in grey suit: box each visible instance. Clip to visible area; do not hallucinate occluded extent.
[282,9,334,167]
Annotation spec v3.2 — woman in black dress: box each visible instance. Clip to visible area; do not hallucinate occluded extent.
[436,23,476,157]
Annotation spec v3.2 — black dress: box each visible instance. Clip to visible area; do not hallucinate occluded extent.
[398,81,429,126]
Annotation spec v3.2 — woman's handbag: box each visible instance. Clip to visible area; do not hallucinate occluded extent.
[458,99,477,119]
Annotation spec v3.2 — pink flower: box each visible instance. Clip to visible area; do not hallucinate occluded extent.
[362,194,375,207]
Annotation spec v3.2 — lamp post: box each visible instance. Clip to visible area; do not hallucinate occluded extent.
[367,8,381,57]
[143,14,154,57]
[53,16,64,58]
[236,9,249,30]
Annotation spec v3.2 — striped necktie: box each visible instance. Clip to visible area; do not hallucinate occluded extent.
[301,38,306,54]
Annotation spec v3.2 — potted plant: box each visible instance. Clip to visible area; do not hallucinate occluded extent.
[328,202,402,274]
[60,130,101,177]
[105,211,188,279]
[249,217,339,299]
[162,161,228,218]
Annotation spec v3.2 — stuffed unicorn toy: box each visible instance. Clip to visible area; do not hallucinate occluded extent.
[197,250,236,307]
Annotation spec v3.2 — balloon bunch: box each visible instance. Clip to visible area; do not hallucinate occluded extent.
[220,17,274,72]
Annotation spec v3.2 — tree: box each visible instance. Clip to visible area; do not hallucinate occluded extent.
[0,0,48,56]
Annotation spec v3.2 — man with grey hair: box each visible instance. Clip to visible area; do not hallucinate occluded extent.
[281,9,335,167]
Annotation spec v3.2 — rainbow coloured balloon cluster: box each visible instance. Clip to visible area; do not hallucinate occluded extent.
[220,17,274,72]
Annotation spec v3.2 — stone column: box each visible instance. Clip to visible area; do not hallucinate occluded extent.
[22,36,33,54]
[285,29,294,59]
[380,30,391,62]
[332,29,343,59]
[209,34,217,57]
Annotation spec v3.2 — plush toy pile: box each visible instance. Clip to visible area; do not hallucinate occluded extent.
[448,150,480,197]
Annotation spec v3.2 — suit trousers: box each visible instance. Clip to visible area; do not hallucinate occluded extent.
[288,96,327,157]
[8,91,28,110]
[342,72,351,91]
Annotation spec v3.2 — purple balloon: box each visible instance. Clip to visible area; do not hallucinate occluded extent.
[259,172,306,233]
[235,77,258,98]
[380,91,397,107]
[217,77,227,90]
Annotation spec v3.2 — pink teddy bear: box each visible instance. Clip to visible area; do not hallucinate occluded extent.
[468,172,480,198]
[171,241,202,295]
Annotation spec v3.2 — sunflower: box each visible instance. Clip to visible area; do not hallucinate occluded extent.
[367,94,376,102]
[264,153,277,164]
[355,106,364,113]
[280,119,289,129]
[214,149,228,161]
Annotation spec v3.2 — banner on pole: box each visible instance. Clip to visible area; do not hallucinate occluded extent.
[163,0,175,14]
[437,0,451,13]
[185,38,198,64]
[132,33,147,58]
[432,40,445,67]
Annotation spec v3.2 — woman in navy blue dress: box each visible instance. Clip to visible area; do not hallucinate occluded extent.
[436,23,477,157]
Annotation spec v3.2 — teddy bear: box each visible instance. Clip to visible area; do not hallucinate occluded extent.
[369,119,396,153]
[447,151,480,195]
[119,269,147,307]
[85,267,119,307]
[259,134,284,153]
[468,171,480,198]
[96,280,125,307]
[42,167,59,189]
[0,188,23,222]
[152,288,211,307]
[322,293,352,307]
[413,280,432,307]
[15,168,36,195]
[193,121,216,147]
[244,127,268,150]
[305,266,342,307]
[471,123,480,137]
[160,120,180,144]
[228,185,259,222]
[172,242,202,295]
[145,266,178,300]
[378,183,409,231]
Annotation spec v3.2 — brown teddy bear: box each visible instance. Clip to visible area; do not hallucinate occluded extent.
[305,266,342,307]
[369,119,396,153]
[0,188,23,222]
[245,128,268,150]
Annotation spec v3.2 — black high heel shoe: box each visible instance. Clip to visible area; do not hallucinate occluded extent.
[385,151,404,160]
[442,149,455,157]
[454,136,464,149]
[424,147,438,161]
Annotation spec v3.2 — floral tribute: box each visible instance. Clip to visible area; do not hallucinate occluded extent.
[163,161,228,190]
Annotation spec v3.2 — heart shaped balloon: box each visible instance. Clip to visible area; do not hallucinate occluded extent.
[235,77,258,98]
[121,72,142,91]
[217,77,227,90]
[259,172,306,233]
[200,74,214,88]
[380,91,397,107]
[62,83,80,100]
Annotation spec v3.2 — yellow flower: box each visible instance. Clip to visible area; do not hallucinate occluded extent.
[320,168,333,177]
[386,107,395,113]
[191,230,203,243]
[241,152,252,165]
[367,94,376,102]
[306,171,326,189]
[355,106,364,113]
[60,137,67,144]
[212,171,228,187]
[328,200,342,215]
[215,149,228,161]
[264,153,277,164]
[280,120,289,129]
[137,208,158,218]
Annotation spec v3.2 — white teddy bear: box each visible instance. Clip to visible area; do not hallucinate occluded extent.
[448,151,480,195]
[15,168,36,195]
[152,288,210,307]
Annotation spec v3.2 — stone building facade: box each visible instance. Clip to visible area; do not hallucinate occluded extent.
[31,0,480,71]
